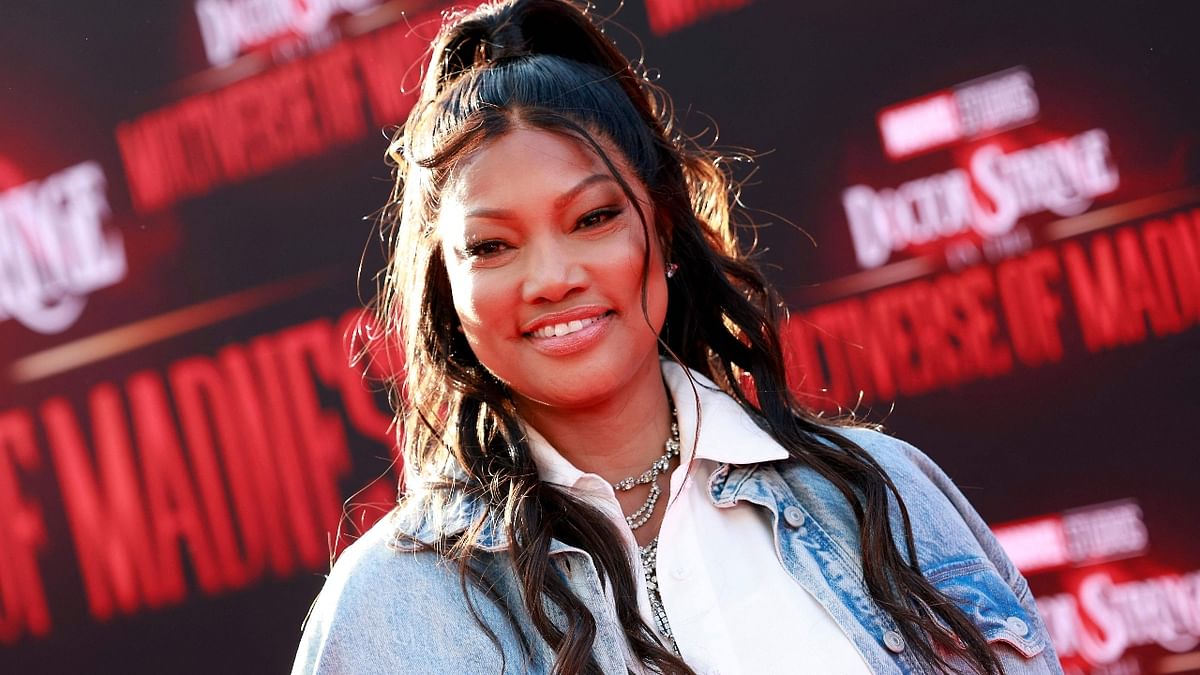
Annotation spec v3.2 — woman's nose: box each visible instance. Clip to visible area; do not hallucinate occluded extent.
[520,236,587,304]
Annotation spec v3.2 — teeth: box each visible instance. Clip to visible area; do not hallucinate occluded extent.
[532,315,602,339]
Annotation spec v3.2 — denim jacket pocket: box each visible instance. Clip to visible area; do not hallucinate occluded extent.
[926,559,1048,659]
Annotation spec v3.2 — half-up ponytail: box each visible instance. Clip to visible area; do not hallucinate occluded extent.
[376,1,1005,674]
[418,0,669,142]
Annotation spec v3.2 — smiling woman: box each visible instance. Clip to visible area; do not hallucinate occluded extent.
[437,128,668,416]
[291,1,1063,674]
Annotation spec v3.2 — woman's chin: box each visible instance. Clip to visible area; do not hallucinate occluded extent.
[509,350,662,413]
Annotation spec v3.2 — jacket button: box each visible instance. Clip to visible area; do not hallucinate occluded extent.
[1006,616,1029,636]
[883,630,905,653]
[783,506,805,528]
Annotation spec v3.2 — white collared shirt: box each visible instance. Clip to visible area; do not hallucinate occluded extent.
[525,361,873,675]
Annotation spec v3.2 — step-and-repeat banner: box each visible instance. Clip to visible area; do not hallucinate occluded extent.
[2,1,1197,673]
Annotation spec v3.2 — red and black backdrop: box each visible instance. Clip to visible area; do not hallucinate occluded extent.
[2,1,1198,673]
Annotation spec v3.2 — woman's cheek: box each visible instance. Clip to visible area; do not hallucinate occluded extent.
[460,267,518,340]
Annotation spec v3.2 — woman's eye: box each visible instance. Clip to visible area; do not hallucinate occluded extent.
[577,207,623,230]
[463,240,509,258]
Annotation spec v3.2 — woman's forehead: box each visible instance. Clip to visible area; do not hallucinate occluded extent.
[449,128,606,197]
[438,127,652,225]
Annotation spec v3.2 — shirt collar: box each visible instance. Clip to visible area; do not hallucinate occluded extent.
[662,360,790,465]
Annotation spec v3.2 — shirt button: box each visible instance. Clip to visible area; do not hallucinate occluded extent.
[1006,616,1029,636]
[883,630,905,653]
[783,506,805,528]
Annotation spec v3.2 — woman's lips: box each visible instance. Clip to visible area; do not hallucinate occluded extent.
[524,311,614,356]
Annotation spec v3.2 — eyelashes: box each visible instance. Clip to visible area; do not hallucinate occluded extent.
[577,206,624,230]
[463,239,508,258]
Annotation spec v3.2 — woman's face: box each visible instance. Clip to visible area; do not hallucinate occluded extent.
[436,126,668,410]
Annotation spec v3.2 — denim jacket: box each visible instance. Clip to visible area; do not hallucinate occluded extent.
[292,382,1061,675]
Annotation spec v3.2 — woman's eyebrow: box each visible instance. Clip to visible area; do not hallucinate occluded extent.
[553,173,617,210]
[464,173,617,220]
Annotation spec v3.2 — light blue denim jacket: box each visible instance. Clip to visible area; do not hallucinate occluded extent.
[292,388,1061,674]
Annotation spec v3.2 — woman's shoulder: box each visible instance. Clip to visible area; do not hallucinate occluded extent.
[297,513,441,625]
[820,422,920,461]
[812,423,960,502]
[816,422,977,496]
[288,506,518,667]
[319,509,436,586]
[814,423,940,483]
[784,423,1000,566]
[292,511,456,667]
[307,505,487,613]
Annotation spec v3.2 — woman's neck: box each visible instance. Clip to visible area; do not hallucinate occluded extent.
[516,356,673,487]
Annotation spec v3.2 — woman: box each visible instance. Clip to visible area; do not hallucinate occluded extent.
[293,1,1061,673]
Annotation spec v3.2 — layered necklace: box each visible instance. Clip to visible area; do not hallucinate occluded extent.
[610,403,681,654]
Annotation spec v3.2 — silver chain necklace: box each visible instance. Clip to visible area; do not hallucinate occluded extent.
[610,407,681,654]
[638,535,678,653]
[611,411,680,529]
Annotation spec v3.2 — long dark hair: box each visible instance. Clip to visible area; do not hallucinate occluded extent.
[374,1,1005,674]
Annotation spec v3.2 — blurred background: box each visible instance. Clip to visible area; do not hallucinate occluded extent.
[1,1,1198,673]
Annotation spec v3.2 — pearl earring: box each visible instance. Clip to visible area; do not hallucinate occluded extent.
[665,262,679,278]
